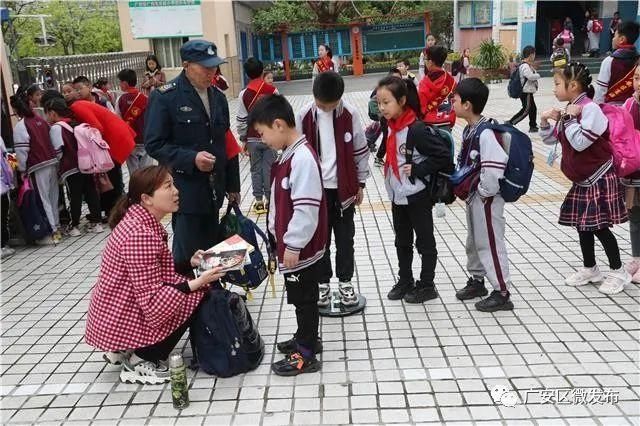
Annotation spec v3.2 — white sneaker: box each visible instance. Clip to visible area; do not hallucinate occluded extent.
[434,202,446,218]
[103,350,132,365]
[318,283,331,307]
[87,223,104,234]
[565,266,604,287]
[598,268,631,295]
[1,247,16,258]
[338,281,358,306]
[120,357,170,385]
[67,227,82,237]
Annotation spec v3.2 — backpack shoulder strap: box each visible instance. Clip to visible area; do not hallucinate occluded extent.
[56,121,73,133]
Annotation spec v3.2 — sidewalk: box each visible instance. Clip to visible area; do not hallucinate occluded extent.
[1,79,638,425]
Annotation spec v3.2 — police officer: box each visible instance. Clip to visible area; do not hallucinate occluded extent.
[145,40,240,269]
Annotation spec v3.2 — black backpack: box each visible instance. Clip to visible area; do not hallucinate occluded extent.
[190,288,265,377]
[451,59,462,77]
[507,64,527,99]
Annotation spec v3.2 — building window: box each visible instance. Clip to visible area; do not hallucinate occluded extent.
[501,1,518,24]
[458,1,493,28]
[152,37,189,68]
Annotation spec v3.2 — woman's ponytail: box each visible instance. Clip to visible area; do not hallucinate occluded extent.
[107,195,131,230]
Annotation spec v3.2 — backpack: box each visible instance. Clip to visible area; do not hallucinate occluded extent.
[601,103,640,177]
[591,19,603,33]
[190,287,265,377]
[483,122,534,202]
[404,122,455,204]
[17,178,52,242]
[551,48,568,68]
[368,96,380,121]
[507,64,527,99]
[452,122,534,202]
[451,59,462,77]
[217,203,275,291]
[560,30,573,44]
[59,122,114,174]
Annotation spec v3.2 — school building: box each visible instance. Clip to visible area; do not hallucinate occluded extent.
[453,0,640,55]
[116,0,271,97]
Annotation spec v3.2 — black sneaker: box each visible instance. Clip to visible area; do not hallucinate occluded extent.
[456,277,488,301]
[387,279,414,300]
[276,337,323,355]
[403,281,438,304]
[271,352,321,376]
[475,291,514,312]
[529,127,539,133]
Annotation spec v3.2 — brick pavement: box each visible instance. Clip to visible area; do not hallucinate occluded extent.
[1,77,638,425]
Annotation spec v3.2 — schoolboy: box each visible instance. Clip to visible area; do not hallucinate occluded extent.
[116,69,151,173]
[236,57,278,213]
[452,78,514,312]
[418,46,457,128]
[594,21,640,105]
[296,71,370,307]
[249,94,327,375]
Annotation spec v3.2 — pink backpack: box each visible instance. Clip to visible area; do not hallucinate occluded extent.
[59,122,114,174]
[601,103,640,177]
[560,30,572,44]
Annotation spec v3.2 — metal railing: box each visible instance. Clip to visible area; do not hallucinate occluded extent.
[17,51,152,91]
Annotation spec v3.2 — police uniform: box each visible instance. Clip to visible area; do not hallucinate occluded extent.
[144,40,240,266]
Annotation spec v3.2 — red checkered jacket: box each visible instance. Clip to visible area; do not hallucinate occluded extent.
[85,204,205,351]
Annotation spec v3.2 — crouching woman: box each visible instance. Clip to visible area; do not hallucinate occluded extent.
[85,166,223,384]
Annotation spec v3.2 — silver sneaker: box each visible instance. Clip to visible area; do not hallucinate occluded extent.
[598,268,631,295]
[1,247,16,258]
[120,358,170,385]
[565,266,604,287]
[318,283,331,307]
[338,281,358,306]
[434,202,446,218]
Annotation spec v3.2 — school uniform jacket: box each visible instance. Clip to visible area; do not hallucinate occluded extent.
[116,88,148,146]
[14,115,58,174]
[540,93,611,184]
[50,120,80,182]
[85,204,206,351]
[385,120,453,205]
[458,117,509,200]
[268,136,328,274]
[594,47,639,105]
[296,100,370,210]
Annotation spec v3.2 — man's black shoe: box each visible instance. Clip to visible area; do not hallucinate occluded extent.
[456,277,488,301]
[276,337,323,355]
[529,127,539,133]
[271,352,321,376]
[404,281,438,304]
[475,290,514,312]
[387,279,414,300]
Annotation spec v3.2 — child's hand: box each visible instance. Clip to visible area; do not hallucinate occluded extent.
[541,108,561,122]
[402,164,412,176]
[283,248,299,269]
[565,104,582,117]
[355,187,364,205]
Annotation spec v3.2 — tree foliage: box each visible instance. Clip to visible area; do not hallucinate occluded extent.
[2,0,122,60]
[252,1,453,47]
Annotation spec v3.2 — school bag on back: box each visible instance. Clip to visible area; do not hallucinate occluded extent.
[477,122,534,202]
[551,48,568,68]
[507,64,526,99]
[600,103,640,177]
[190,288,264,377]
[59,122,114,174]
[591,19,603,33]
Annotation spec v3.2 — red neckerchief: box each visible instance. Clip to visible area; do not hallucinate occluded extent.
[245,78,276,110]
[385,108,417,179]
[122,87,147,126]
[316,56,333,73]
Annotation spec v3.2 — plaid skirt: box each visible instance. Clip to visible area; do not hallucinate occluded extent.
[559,168,628,231]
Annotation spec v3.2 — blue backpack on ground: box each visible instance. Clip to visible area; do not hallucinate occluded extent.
[476,122,534,202]
[190,287,265,377]
[507,64,526,99]
[217,203,274,290]
[17,178,52,242]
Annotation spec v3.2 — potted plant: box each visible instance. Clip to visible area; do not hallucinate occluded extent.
[471,39,508,83]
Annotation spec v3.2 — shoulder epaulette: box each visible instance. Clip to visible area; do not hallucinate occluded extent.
[157,83,176,94]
